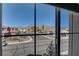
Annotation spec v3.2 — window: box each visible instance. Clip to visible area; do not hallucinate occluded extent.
[1,3,70,56]
[2,3,34,56]
[60,8,69,56]
[36,4,56,56]
[2,3,57,56]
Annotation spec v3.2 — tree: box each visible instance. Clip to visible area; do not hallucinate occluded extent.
[7,27,11,35]
[43,40,55,56]
[42,25,44,31]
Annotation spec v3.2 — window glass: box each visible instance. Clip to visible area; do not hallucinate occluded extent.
[2,3,34,56]
[60,8,69,56]
[36,4,56,56]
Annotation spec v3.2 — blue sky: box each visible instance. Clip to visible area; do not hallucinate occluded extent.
[2,3,69,27]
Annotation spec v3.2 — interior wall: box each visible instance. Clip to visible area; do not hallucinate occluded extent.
[69,11,79,56]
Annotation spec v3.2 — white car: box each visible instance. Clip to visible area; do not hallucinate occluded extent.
[2,37,7,46]
[2,33,8,46]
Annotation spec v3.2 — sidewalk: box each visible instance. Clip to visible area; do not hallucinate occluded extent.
[43,35,69,40]
[5,36,33,45]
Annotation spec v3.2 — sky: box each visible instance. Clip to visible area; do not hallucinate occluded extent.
[2,3,69,27]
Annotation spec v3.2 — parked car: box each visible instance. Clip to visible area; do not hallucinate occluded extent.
[2,33,7,46]
[2,37,7,46]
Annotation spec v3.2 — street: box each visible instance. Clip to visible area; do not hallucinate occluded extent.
[2,35,68,56]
